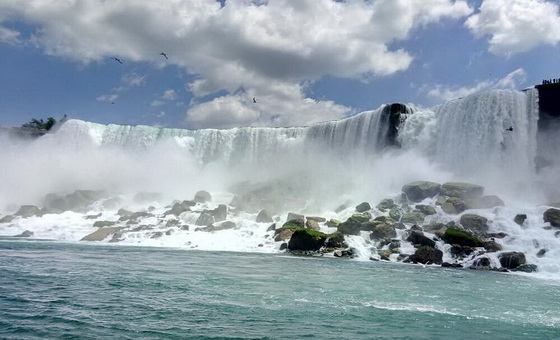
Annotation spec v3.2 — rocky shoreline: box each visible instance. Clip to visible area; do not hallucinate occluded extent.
[1,180,559,274]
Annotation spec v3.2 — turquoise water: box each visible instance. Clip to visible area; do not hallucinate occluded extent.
[0,240,559,340]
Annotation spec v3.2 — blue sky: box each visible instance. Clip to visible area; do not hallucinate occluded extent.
[1,0,559,129]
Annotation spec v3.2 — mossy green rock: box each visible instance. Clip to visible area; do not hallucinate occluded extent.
[325,231,345,248]
[442,227,482,247]
[288,229,327,251]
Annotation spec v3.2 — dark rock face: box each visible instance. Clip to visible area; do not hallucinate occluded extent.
[194,190,211,203]
[211,204,228,222]
[325,231,346,248]
[370,224,397,240]
[337,214,371,235]
[499,252,526,269]
[543,208,560,227]
[406,230,436,248]
[195,212,215,226]
[14,205,41,218]
[402,181,441,202]
[441,182,484,199]
[288,229,327,251]
[483,240,503,252]
[256,209,274,223]
[460,214,489,234]
[465,195,505,209]
[355,202,371,213]
[472,256,491,268]
[514,214,527,226]
[408,246,443,265]
[511,264,538,273]
[442,227,482,247]
[164,201,192,217]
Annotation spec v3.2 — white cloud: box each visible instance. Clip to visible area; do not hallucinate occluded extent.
[96,94,119,103]
[0,0,473,127]
[466,0,560,55]
[162,89,176,100]
[426,68,526,102]
[121,72,146,87]
[0,26,20,44]
[150,100,165,107]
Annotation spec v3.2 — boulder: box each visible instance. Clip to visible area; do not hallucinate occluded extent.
[441,182,484,200]
[0,215,14,223]
[406,230,436,248]
[499,252,526,269]
[195,212,215,226]
[402,181,441,202]
[415,205,436,216]
[511,264,538,273]
[287,212,305,224]
[460,214,489,234]
[13,230,34,237]
[93,220,116,228]
[282,219,305,229]
[441,197,466,215]
[81,227,124,241]
[307,216,326,223]
[389,207,402,221]
[400,212,425,225]
[117,208,133,217]
[355,202,371,213]
[465,195,505,210]
[337,214,371,235]
[536,249,547,258]
[325,231,346,248]
[514,214,527,226]
[471,256,491,268]
[326,219,341,228]
[482,240,502,252]
[305,219,321,231]
[164,201,192,217]
[288,229,328,251]
[14,205,41,218]
[543,208,560,227]
[256,209,274,223]
[194,190,211,203]
[274,229,295,242]
[376,198,398,212]
[408,246,443,265]
[211,204,228,222]
[369,224,397,240]
[442,227,482,247]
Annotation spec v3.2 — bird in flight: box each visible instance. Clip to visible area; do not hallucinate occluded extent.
[111,57,123,64]
[506,126,513,131]
[160,52,168,60]
[253,97,257,103]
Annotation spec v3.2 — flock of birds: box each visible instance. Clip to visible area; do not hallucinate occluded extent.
[109,52,259,105]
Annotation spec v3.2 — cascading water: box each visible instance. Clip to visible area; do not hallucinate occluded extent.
[1,88,559,278]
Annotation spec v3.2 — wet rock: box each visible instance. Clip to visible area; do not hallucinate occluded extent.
[305,219,321,231]
[377,198,397,212]
[482,240,502,252]
[151,231,164,239]
[407,246,443,265]
[165,219,180,228]
[287,212,305,224]
[471,256,491,268]
[84,213,102,220]
[389,207,402,221]
[441,182,484,200]
[333,248,355,258]
[256,209,274,223]
[415,205,436,216]
[288,229,328,251]
[279,243,288,250]
[128,211,154,221]
[282,219,305,229]
[355,202,371,213]
[81,227,125,241]
[266,223,276,232]
[195,212,215,226]
[442,227,482,247]
[326,219,341,228]
[389,239,401,250]
[402,181,441,202]
[370,224,397,240]
[13,230,34,237]
[197,221,237,232]
[441,262,463,268]
[164,201,193,217]
[274,229,295,242]
[337,214,371,235]
[459,214,489,234]
[423,223,447,234]
[194,190,211,203]
[14,205,41,218]
[514,214,527,226]
[0,215,14,223]
[465,195,505,209]
[486,232,508,239]
[373,216,396,224]
[211,204,228,222]
[400,211,425,225]
[307,216,326,223]
[543,208,560,227]
[93,220,116,228]
[511,264,538,273]
[378,249,392,261]
[117,208,133,217]
[406,230,436,248]
[499,252,526,269]
[325,231,346,248]
[441,197,466,215]
[536,249,547,258]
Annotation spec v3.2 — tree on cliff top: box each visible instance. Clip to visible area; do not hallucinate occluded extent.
[21,117,57,131]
